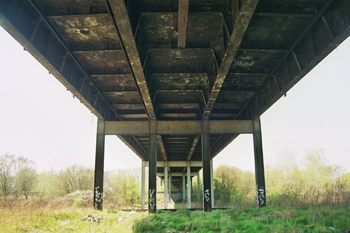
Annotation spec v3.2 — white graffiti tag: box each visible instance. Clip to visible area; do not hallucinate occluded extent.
[149,189,156,209]
[256,186,265,205]
[204,189,211,202]
[94,186,103,203]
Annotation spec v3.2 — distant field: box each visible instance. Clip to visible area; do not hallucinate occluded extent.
[1,203,350,233]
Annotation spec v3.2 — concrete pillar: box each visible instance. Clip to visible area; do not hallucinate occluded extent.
[253,117,266,207]
[187,166,191,209]
[141,160,146,210]
[182,174,186,202]
[169,175,172,202]
[202,133,212,212]
[210,160,214,208]
[164,167,168,209]
[197,173,200,199]
[94,119,105,210]
[148,121,157,213]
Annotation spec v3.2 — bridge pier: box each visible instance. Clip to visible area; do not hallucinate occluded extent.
[202,132,212,212]
[182,174,186,202]
[210,159,214,208]
[164,166,168,209]
[149,124,157,213]
[141,160,146,210]
[93,119,105,210]
[187,166,191,208]
[169,174,172,204]
[197,173,200,199]
[253,118,266,207]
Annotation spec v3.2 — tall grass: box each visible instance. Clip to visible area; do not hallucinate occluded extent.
[134,206,350,233]
[0,195,147,233]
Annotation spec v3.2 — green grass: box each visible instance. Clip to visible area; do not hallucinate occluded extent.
[134,206,350,233]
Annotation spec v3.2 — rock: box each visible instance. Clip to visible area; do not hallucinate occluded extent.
[118,217,126,222]
[82,215,102,223]
[60,220,70,226]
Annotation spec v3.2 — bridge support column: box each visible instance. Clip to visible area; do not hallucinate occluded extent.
[202,133,212,212]
[164,167,168,209]
[197,173,200,199]
[182,174,186,202]
[94,119,105,210]
[253,118,266,207]
[211,160,214,208]
[169,174,172,203]
[187,166,191,209]
[149,121,157,213]
[141,160,146,210]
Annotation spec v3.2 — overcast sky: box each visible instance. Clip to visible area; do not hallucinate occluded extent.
[1,27,350,173]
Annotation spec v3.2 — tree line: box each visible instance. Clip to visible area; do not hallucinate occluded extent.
[213,150,350,207]
[0,154,140,208]
[1,150,350,208]
[0,154,36,199]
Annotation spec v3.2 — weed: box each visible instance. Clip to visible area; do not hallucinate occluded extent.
[132,206,350,233]
[2,199,350,233]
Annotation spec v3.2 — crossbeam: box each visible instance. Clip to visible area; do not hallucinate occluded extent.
[144,161,202,167]
[107,0,168,161]
[104,120,253,135]
[177,0,189,48]
[157,172,198,177]
[202,0,259,118]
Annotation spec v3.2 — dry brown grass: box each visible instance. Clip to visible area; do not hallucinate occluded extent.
[0,193,147,233]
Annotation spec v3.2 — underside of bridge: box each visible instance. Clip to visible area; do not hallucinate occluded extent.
[0,0,349,212]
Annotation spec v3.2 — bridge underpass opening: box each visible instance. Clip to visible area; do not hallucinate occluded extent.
[93,118,266,212]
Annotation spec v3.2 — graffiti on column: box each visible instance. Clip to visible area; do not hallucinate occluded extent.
[94,186,103,203]
[204,189,211,202]
[256,186,265,205]
[149,188,155,209]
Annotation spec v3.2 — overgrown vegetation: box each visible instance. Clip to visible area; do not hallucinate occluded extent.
[134,206,350,232]
[1,151,350,232]
[214,166,255,206]
[213,150,350,208]
[0,205,148,233]
[104,169,141,209]
[0,154,142,209]
[2,150,350,209]
[0,154,36,199]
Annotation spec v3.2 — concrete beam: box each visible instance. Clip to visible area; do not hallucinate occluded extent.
[177,0,189,48]
[144,161,202,167]
[104,120,254,135]
[157,172,199,177]
[202,0,259,119]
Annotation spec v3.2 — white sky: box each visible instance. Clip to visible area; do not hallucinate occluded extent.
[1,27,350,173]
